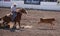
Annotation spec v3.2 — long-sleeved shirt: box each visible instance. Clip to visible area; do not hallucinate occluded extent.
[11,5,16,12]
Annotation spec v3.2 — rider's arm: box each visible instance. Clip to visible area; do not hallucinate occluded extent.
[11,6,13,12]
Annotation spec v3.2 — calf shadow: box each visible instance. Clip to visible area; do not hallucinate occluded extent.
[37,28,56,30]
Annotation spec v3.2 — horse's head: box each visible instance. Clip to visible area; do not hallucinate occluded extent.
[18,8,27,14]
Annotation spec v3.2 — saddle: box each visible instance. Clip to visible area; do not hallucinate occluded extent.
[6,13,17,21]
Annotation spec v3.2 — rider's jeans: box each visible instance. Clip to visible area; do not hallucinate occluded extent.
[12,11,17,21]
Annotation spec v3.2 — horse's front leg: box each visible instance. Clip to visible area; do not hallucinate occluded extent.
[18,21,24,29]
[18,21,20,28]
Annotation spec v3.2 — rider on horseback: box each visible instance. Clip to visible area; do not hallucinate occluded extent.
[11,3,17,22]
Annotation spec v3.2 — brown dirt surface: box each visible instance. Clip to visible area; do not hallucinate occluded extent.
[0,8,60,36]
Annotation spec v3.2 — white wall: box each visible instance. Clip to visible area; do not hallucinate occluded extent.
[0,1,60,11]
[3,2,12,7]
[0,1,3,7]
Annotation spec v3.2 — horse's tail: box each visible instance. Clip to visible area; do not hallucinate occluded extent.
[0,17,2,21]
[0,18,1,21]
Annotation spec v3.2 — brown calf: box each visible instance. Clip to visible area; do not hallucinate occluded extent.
[38,18,55,25]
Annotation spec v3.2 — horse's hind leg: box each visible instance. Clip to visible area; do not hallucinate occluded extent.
[2,21,10,28]
[13,21,16,29]
[15,21,20,30]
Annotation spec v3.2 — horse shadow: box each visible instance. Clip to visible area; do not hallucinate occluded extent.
[0,25,25,32]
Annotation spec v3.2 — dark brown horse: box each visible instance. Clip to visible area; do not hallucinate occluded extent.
[1,8,27,28]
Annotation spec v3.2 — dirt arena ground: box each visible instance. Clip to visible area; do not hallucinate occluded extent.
[0,8,60,36]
